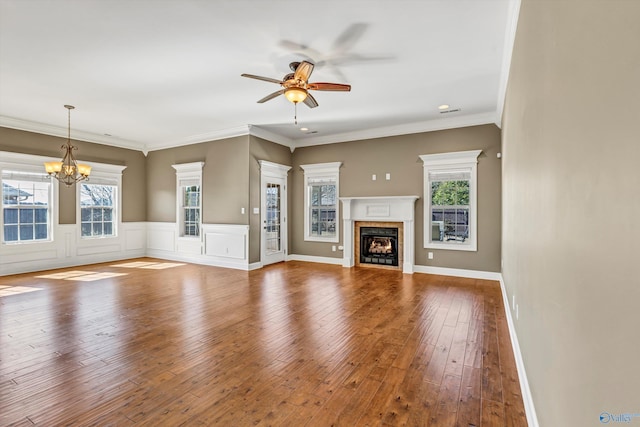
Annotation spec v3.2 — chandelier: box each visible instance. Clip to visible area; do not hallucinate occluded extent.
[44,105,91,186]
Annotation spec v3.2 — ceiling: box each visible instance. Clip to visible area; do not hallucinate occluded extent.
[0,0,518,153]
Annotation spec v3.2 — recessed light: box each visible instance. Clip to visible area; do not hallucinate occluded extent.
[300,127,309,131]
[438,104,450,110]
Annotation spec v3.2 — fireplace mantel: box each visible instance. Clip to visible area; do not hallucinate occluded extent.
[340,196,419,273]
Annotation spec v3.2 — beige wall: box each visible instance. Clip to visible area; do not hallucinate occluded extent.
[146,136,250,224]
[0,127,146,223]
[502,1,640,425]
[291,125,502,272]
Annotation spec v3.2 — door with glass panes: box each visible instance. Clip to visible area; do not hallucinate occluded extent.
[260,161,290,265]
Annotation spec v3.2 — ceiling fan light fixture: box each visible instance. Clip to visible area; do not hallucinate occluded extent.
[284,87,308,104]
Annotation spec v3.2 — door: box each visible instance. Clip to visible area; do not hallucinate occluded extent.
[259,161,291,266]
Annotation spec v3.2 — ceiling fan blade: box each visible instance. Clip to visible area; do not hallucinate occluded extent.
[257,90,284,103]
[241,74,283,84]
[332,23,368,53]
[308,82,351,92]
[303,93,319,109]
[294,61,314,82]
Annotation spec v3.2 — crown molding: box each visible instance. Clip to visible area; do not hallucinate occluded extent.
[247,125,294,149]
[290,112,496,149]
[0,115,144,152]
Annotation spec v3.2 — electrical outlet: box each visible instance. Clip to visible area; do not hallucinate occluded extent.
[428,252,434,260]
[241,207,245,214]
[372,174,377,181]
[332,245,336,252]
[512,295,516,310]
[253,207,259,214]
[385,173,391,180]
[516,304,519,320]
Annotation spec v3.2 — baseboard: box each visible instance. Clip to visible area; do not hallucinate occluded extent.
[413,265,501,280]
[499,274,539,427]
[286,254,344,265]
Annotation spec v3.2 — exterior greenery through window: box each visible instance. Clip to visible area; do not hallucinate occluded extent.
[420,150,481,251]
[80,183,115,237]
[2,172,51,243]
[301,162,341,243]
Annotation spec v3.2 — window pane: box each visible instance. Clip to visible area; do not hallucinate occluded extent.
[103,208,112,221]
[34,208,48,223]
[81,223,92,236]
[81,207,91,222]
[19,224,33,240]
[92,208,102,221]
[4,208,18,224]
[35,224,48,239]
[4,225,18,241]
[92,223,103,235]
[104,222,113,236]
[19,208,34,223]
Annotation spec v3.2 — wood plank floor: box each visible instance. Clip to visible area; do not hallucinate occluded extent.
[0,258,527,426]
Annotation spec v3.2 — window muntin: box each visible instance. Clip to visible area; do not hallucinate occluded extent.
[2,172,52,243]
[301,162,341,243]
[80,183,116,238]
[420,150,481,251]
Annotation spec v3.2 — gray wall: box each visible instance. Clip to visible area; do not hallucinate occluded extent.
[291,124,502,272]
[146,135,249,224]
[0,127,146,223]
[502,1,640,425]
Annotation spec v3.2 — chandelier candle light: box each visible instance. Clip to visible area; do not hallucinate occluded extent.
[44,105,91,186]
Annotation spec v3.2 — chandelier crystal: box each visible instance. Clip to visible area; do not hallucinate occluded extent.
[44,105,91,187]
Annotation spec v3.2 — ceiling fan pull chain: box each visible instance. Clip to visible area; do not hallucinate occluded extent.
[294,103,298,125]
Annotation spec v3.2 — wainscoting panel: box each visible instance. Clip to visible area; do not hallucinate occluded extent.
[0,222,147,276]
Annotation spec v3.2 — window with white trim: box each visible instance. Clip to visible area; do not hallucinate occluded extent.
[420,150,481,251]
[300,162,341,242]
[76,162,126,240]
[2,170,52,243]
[172,162,204,238]
[80,183,115,238]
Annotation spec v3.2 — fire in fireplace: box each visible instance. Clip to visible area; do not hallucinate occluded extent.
[360,227,399,266]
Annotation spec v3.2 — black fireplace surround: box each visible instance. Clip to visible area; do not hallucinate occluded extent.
[359,227,399,266]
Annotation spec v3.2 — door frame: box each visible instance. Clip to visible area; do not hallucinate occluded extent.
[259,160,291,266]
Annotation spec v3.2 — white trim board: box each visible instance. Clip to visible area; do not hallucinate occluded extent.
[413,265,501,281]
[287,254,344,266]
[499,274,540,427]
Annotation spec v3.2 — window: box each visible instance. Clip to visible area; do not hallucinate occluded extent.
[80,183,115,238]
[2,171,52,243]
[420,150,481,251]
[172,162,204,238]
[75,162,125,240]
[300,162,341,242]
[181,185,200,236]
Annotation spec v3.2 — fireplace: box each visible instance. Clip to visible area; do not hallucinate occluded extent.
[360,227,399,266]
[340,196,419,274]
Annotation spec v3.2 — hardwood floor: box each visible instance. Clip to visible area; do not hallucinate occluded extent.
[0,258,527,426]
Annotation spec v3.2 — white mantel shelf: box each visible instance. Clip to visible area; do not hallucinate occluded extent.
[340,196,419,274]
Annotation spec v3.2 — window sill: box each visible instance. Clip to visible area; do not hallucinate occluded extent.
[305,236,339,243]
[425,241,477,252]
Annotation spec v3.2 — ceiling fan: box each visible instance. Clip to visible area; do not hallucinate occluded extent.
[241,60,351,109]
